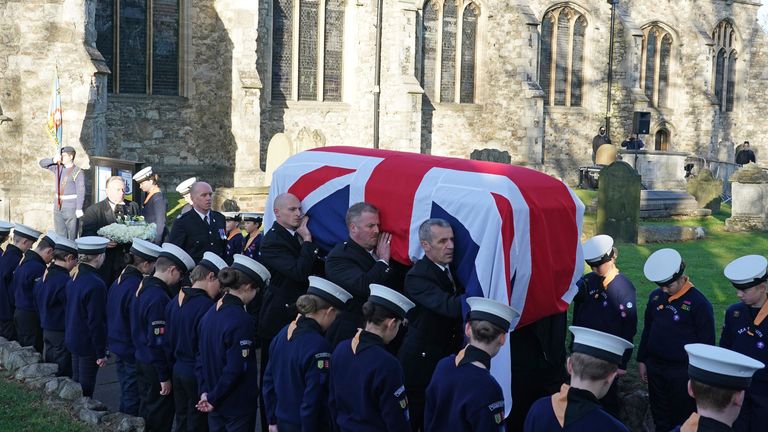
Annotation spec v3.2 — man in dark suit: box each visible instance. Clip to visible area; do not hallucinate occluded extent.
[168,181,226,263]
[257,192,321,431]
[81,176,140,285]
[324,202,401,347]
[398,218,465,432]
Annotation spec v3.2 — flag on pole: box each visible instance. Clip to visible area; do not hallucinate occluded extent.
[46,71,63,153]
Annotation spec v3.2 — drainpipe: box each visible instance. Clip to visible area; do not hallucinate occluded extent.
[605,0,618,136]
[373,0,383,149]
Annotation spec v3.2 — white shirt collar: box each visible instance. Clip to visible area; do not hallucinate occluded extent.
[194,208,210,221]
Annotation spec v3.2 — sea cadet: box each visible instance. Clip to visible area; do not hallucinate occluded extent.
[329,284,415,432]
[13,230,56,351]
[263,276,352,432]
[424,297,518,431]
[241,213,263,260]
[223,212,244,264]
[0,224,40,340]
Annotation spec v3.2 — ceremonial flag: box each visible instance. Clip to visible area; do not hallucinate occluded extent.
[265,146,585,417]
[46,71,63,153]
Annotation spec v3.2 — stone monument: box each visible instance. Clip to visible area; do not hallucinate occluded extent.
[597,161,641,243]
[595,144,618,166]
[725,163,768,231]
[686,169,723,211]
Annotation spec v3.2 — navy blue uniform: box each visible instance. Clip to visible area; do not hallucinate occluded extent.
[638,283,715,432]
[226,232,244,264]
[168,209,227,263]
[34,263,72,377]
[142,191,168,245]
[524,385,628,431]
[720,301,768,432]
[263,316,333,431]
[12,250,47,351]
[107,266,143,415]
[64,263,108,397]
[424,345,506,431]
[197,293,259,431]
[329,330,410,431]
[130,276,174,431]
[243,232,262,261]
[0,244,24,338]
[166,287,214,432]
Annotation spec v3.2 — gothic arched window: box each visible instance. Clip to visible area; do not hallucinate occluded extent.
[538,6,586,107]
[271,0,345,102]
[420,0,480,104]
[96,0,181,95]
[641,25,673,108]
[712,20,737,112]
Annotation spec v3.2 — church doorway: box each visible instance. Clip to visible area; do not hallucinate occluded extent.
[655,128,670,151]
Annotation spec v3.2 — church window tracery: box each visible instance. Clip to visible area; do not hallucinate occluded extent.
[538,6,586,107]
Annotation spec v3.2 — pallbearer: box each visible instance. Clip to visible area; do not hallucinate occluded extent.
[196,254,270,432]
[222,212,243,264]
[720,255,768,432]
[424,297,517,431]
[133,166,168,244]
[64,236,110,398]
[35,235,77,377]
[0,223,40,340]
[241,213,263,260]
[329,284,414,431]
[263,276,352,431]
[175,177,196,217]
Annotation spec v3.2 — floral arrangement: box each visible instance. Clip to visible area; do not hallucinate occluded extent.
[97,216,156,244]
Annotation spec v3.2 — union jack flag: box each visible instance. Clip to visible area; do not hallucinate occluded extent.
[264,146,585,416]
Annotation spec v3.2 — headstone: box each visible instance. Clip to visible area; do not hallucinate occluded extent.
[470,148,511,164]
[686,169,723,211]
[295,127,326,153]
[595,144,618,166]
[264,133,293,186]
[725,163,768,231]
[597,161,641,243]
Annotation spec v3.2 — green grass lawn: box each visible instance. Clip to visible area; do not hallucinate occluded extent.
[0,377,98,432]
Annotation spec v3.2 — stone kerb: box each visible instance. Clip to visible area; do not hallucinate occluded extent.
[0,337,145,431]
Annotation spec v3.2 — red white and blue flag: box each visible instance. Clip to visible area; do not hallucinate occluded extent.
[264,146,585,416]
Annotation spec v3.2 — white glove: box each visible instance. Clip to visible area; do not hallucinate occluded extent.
[76,209,84,218]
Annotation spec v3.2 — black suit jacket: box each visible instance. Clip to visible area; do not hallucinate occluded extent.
[167,209,226,263]
[257,222,320,340]
[399,256,464,390]
[80,199,140,286]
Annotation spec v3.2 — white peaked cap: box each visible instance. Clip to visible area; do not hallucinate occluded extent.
[133,166,153,182]
[199,251,228,274]
[466,297,519,331]
[723,255,768,289]
[13,224,42,241]
[643,248,684,285]
[160,243,196,272]
[0,220,13,234]
[76,236,110,255]
[130,238,163,260]
[308,276,353,308]
[685,343,765,390]
[570,326,634,365]
[232,254,271,287]
[368,284,415,319]
[582,234,614,265]
[175,177,197,195]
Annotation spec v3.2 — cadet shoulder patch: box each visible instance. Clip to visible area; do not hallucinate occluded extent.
[315,352,331,369]
[393,385,405,398]
[240,339,253,358]
[151,320,166,336]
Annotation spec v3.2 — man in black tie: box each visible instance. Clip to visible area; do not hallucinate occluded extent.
[257,192,320,431]
[81,176,140,285]
[168,181,227,263]
[398,218,465,432]
[324,202,401,347]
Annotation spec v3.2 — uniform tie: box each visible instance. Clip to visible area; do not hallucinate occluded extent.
[294,231,302,245]
[444,267,456,293]
[204,214,210,226]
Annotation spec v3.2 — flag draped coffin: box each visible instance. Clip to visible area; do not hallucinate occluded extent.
[264,146,585,416]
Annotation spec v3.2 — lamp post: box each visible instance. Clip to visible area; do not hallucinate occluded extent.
[605,0,618,137]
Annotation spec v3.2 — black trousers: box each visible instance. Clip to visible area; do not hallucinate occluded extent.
[14,309,42,352]
[137,362,175,432]
[72,355,99,397]
[208,411,256,432]
[507,366,566,431]
[43,330,72,377]
[172,372,208,432]
[646,360,695,432]
[0,319,14,340]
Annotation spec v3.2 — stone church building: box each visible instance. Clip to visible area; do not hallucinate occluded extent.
[1,0,766,227]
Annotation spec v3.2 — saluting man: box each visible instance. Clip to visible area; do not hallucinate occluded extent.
[424,297,517,431]
[638,248,716,432]
[673,344,765,432]
[720,255,768,432]
[524,327,633,431]
[131,243,195,432]
[34,235,78,377]
[262,276,352,431]
[12,230,56,351]
[39,146,85,240]
[0,224,41,340]
[572,234,637,416]
[222,212,244,264]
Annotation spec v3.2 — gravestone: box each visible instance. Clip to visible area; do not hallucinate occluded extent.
[725,163,768,231]
[597,161,641,243]
[470,148,511,164]
[595,144,618,166]
[264,133,293,186]
[686,169,722,211]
